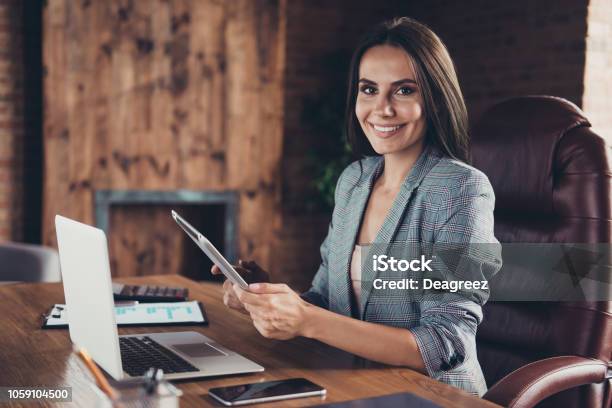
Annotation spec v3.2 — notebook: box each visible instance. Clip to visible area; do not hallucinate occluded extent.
[41,300,208,329]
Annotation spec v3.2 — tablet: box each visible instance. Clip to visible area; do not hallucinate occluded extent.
[171,210,249,290]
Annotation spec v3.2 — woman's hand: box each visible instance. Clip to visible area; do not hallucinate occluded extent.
[211,260,270,314]
[234,283,312,340]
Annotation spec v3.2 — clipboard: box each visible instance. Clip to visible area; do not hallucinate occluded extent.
[41,300,209,329]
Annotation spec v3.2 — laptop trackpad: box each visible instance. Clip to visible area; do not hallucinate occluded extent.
[172,342,226,358]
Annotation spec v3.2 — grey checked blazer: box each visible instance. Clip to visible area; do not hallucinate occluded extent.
[302,145,502,396]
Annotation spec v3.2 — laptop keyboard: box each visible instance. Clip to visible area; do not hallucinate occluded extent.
[119,336,199,376]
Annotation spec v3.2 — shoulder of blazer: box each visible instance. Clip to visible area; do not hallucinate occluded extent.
[424,156,495,200]
[334,156,382,203]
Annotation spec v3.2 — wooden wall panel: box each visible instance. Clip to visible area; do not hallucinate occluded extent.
[43,0,286,278]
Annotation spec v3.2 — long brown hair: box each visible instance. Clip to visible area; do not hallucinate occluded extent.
[345,17,470,162]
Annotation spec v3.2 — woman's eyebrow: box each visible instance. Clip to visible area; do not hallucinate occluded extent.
[358,78,417,85]
[392,78,417,85]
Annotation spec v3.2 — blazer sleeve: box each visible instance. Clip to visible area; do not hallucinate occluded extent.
[301,163,353,309]
[409,170,502,380]
[300,225,332,309]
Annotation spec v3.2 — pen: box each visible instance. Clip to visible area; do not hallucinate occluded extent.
[73,346,119,401]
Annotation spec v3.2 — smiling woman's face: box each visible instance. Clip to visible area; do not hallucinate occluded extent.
[355,45,427,156]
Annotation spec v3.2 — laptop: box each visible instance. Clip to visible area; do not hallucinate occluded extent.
[55,214,264,380]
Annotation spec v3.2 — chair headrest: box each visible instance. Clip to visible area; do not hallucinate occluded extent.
[471,96,592,215]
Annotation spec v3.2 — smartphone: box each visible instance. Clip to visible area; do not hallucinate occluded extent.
[171,210,249,289]
[208,378,326,406]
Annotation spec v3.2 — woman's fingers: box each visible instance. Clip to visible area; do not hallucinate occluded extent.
[211,264,222,275]
[222,288,241,308]
[221,280,248,313]
[215,261,273,317]
[252,318,270,338]
[234,285,269,307]
[223,290,239,308]
[248,282,290,294]
[212,259,270,286]
[246,306,272,321]
[222,279,234,292]
[252,316,279,338]
[211,260,251,279]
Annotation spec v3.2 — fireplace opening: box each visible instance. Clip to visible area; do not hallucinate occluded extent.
[175,204,226,281]
[95,190,238,282]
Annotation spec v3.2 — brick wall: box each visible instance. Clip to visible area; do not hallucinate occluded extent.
[584,0,612,143]
[0,0,23,242]
[401,0,589,123]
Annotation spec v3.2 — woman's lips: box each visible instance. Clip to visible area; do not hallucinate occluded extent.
[368,122,406,138]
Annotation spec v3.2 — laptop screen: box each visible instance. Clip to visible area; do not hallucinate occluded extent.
[55,215,124,380]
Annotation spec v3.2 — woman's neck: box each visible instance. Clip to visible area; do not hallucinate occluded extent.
[378,141,425,190]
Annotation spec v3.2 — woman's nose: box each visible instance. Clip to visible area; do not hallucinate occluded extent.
[374,96,395,117]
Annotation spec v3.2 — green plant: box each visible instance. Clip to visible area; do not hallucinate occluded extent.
[301,51,354,212]
[309,140,353,210]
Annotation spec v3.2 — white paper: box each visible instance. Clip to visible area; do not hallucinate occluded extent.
[45,301,205,326]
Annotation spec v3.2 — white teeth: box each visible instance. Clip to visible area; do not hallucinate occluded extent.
[372,124,402,132]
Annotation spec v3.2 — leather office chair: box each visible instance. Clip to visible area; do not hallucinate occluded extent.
[0,241,61,282]
[471,96,612,408]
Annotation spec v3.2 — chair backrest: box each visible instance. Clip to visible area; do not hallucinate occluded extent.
[0,241,61,282]
[471,96,612,407]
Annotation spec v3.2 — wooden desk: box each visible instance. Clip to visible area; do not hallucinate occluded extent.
[0,275,499,407]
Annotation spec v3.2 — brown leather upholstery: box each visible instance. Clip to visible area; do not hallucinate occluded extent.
[471,96,612,407]
[485,356,609,408]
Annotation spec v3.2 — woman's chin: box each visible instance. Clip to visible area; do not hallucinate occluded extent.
[370,142,403,156]
[368,137,425,157]
[372,147,394,155]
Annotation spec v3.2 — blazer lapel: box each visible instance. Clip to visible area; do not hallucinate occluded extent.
[359,146,442,318]
[332,159,383,317]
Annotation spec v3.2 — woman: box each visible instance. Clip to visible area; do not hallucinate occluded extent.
[213,17,501,396]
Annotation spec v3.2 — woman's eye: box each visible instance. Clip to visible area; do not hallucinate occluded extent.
[396,87,414,96]
[359,86,377,95]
